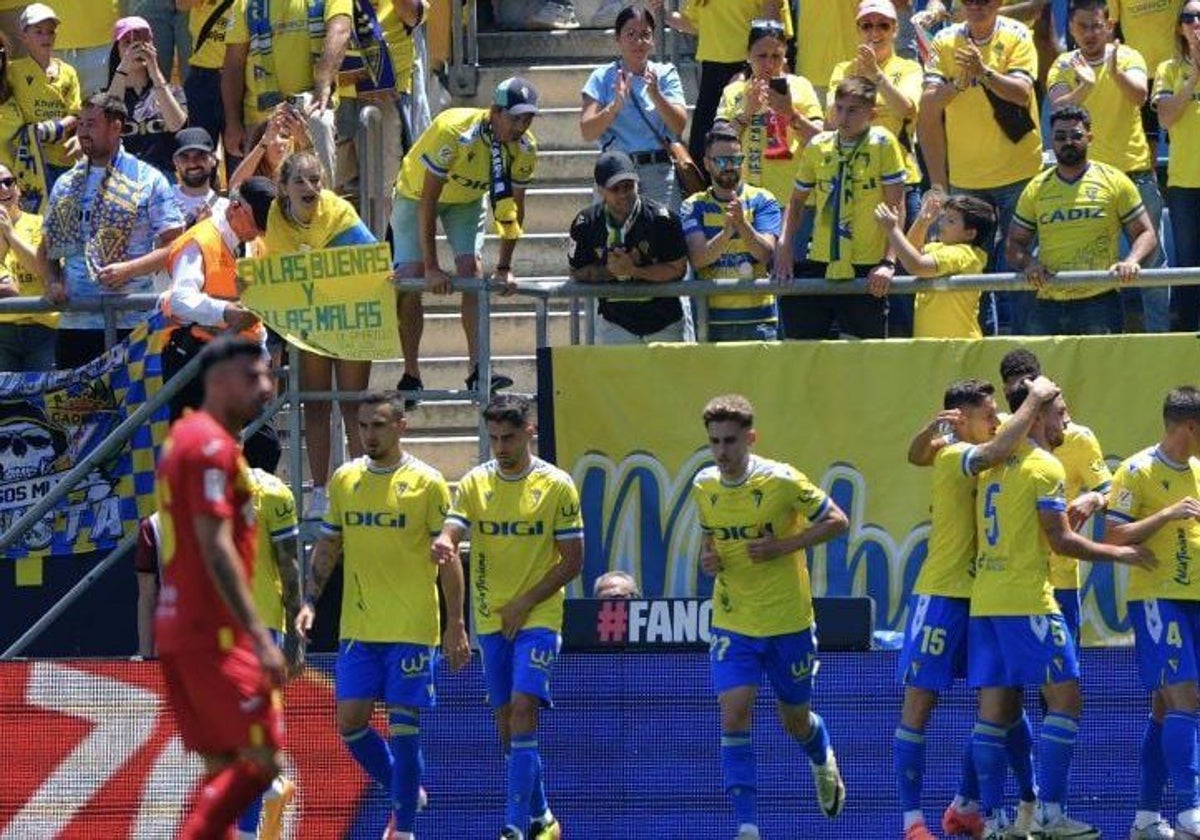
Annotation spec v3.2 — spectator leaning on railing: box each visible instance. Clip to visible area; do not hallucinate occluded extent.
[1006,104,1157,335]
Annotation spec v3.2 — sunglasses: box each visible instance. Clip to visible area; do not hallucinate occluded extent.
[0,177,16,188]
[1051,129,1086,142]
[857,20,894,32]
[748,18,785,37]
[711,154,745,169]
[1181,11,1200,23]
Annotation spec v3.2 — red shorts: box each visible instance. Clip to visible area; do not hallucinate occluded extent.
[160,644,283,756]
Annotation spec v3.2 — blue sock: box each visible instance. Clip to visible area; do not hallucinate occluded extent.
[507,737,540,831]
[894,725,926,813]
[530,758,549,821]
[800,712,832,765]
[388,709,423,832]
[1139,716,1167,813]
[342,725,394,790]
[236,793,263,834]
[1163,711,1200,814]
[972,720,1008,814]
[1006,711,1037,802]
[958,732,980,802]
[721,730,757,826]
[1039,713,1079,807]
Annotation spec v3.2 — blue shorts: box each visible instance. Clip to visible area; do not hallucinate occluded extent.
[709,626,817,706]
[1055,588,1081,646]
[1129,599,1200,690]
[390,195,485,264]
[478,628,561,708]
[335,640,438,708]
[967,614,1079,688]
[897,594,970,690]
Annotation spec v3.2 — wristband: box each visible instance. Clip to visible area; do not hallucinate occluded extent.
[495,264,511,271]
[877,258,897,270]
[304,594,316,608]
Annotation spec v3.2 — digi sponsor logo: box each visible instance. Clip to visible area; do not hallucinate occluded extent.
[477,520,544,536]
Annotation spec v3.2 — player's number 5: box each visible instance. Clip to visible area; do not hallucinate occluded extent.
[983,483,1001,547]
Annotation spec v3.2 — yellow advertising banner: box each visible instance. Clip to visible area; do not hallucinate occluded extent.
[238,244,399,360]
[549,335,1198,646]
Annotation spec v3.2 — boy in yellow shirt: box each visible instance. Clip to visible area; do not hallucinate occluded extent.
[874,193,993,339]
[6,3,79,184]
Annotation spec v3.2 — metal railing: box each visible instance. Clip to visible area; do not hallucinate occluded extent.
[447,0,479,98]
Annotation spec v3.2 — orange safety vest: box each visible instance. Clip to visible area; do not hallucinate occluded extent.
[164,218,266,344]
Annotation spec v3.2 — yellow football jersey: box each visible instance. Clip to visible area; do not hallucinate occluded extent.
[447,458,584,636]
[1046,45,1152,174]
[1047,423,1112,589]
[913,242,987,339]
[0,212,53,328]
[323,454,452,644]
[692,454,831,637]
[1153,59,1200,189]
[188,0,237,71]
[395,108,538,205]
[249,468,298,633]
[925,17,1043,190]
[794,2,859,92]
[828,53,924,184]
[971,441,1065,616]
[1012,160,1145,300]
[1110,445,1200,602]
[6,57,80,170]
[917,441,982,599]
[1111,0,1178,82]
[681,0,795,64]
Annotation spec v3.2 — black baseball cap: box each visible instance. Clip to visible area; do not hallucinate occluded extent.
[233,176,277,232]
[594,151,638,189]
[493,77,539,116]
[174,127,215,155]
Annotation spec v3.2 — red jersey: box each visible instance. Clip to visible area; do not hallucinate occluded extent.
[154,411,257,653]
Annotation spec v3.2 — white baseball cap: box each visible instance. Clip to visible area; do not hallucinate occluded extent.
[20,3,60,29]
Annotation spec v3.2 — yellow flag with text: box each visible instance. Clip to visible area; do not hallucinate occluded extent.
[547,335,1198,646]
[238,243,399,360]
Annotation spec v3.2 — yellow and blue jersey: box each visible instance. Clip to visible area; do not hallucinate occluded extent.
[972,441,1066,617]
[692,454,831,637]
[447,457,584,635]
[1109,444,1200,603]
[917,441,983,599]
[913,242,988,339]
[249,468,298,633]
[1048,422,1112,589]
[679,184,781,326]
[263,190,375,254]
[1012,161,1145,300]
[322,454,452,645]
[396,107,538,205]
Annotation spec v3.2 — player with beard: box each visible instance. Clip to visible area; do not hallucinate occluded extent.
[173,127,228,227]
[1006,104,1157,335]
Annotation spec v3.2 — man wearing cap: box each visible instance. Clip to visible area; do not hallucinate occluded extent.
[567,150,692,344]
[8,3,80,189]
[40,91,185,369]
[390,76,540,403]
[173,127,228,228]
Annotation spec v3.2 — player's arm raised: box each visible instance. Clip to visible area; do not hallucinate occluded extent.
[496,536,584,640]
[296,532,343,641]
[195,512,285,685]
[970,376,1060,471]
[907,408,963,467]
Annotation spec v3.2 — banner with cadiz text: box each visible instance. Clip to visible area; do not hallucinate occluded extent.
[238,243,400,360]
[544,335,1196,647]
[0,312,169,578]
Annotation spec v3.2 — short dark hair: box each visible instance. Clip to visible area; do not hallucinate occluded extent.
[1068,0,1109,15]
[360,391,406,416]
[1164,386,1200,425]
[999,348,1041,385]
[483,393,533,426]
[746,17,786,49]
[705,121,740,154]
[702,394,754,427]
[833,76,877,107]
[1050,103,1091,129]
[943,195,996,249]
[198,335,263,381]
[83,91,128,125]
[614,4,654,34]
[943,378,996,411]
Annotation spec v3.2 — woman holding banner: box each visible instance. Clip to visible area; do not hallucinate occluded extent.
[264,150,376,519]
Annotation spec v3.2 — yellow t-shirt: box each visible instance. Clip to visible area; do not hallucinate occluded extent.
[1110,444,1200,602]
[795,126,907,275]
[1012,160,1145,300]
[395,107,538,205]
[188,0,237,71]
[795,2,859,91]
[6,56,80,170]
[692,454,831,637]
[1153,59,1200,188]
[249,468,298,633]
[322,455,451,644]
[716,75,824,205]
[925,17,1043,190]
[1046,45,1152,173]
[376,0,419,95]
[226,0,354,126]
[971,441,1065,617]
[915,441,982,599]
[828,53,924,184]
[1112,0,1178,81]
[447,457,584,636]
[681,0,794,64]
[1047,422,1112,589]
[0,211,53,327]
[913,241,987,339]
[261,189,375,254]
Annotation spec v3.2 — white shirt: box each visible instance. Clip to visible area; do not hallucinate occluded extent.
[166,210,242,328]
[174,188,229,224]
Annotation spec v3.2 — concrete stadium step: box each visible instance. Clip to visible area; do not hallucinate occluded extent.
[479,29,619,63]
[536,149,604,184]
[436,232,572,277]
[405,308,571,357]
[369,355,538,393]
[520,187,594,232]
